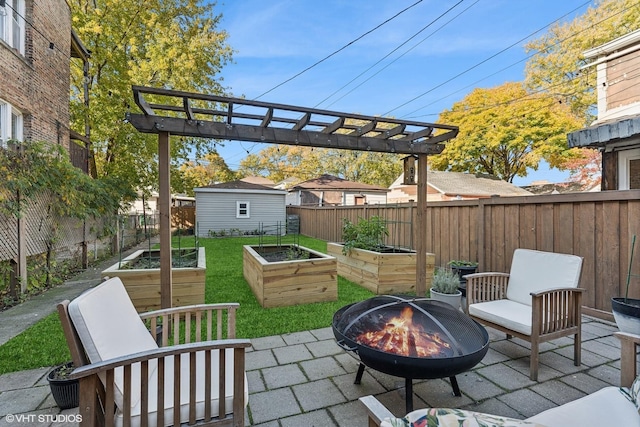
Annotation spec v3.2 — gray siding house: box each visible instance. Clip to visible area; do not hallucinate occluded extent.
[194,181,286,237]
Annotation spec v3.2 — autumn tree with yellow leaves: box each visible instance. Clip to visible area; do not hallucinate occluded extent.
[431,82,583,183]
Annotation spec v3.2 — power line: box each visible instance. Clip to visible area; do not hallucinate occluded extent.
[251,0,425,101]
[315,0,473,109]
[382,0,595,117]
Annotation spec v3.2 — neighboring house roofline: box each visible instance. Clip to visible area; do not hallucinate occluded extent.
[195,187,286,195]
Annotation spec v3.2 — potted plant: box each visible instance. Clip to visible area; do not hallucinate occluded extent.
[430,267,463,310]
[612,235,640,334]
[47,361,79,409]
[448,260,478,298]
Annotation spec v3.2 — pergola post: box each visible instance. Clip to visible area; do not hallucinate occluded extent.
[415,154,428,296]
[159,131,172,309]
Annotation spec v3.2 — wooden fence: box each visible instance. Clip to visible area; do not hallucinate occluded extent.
[287,189,640,320]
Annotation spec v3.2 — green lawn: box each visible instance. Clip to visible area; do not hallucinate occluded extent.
[0,235,373,374]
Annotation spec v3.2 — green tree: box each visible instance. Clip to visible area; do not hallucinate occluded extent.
[177,150,236,194]
[238,145,403,188]
[524,0,640,124]
[432,82,583,182]
[69,0,233,194]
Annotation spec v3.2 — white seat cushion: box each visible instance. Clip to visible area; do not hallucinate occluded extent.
[507,249,583,306]
[526,387,639,427]
[468,299,532,336]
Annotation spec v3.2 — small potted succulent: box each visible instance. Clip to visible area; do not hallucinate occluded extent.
[430,267,462,310]
[47,361,79,409]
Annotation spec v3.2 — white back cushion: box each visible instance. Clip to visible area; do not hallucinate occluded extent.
[68,277,159,408]
[506,249,583,306]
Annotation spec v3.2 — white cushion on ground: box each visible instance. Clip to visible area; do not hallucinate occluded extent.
[526,387,639,427]
[468,299,532,336]
[506,249,583,306]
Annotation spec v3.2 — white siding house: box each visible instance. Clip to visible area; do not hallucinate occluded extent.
[194,181,287,237]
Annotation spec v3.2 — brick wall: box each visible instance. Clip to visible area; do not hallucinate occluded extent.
[0,0,71,150]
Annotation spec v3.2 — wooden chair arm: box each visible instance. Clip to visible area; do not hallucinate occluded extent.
[466,272,510,308]
[69,338,251,380]
[139,303,240,345]
[615,332,640,388]
[530,287,585,298]
[359,395,394,427]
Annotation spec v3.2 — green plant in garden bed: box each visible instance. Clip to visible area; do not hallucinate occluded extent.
[0,235,373,374]
[341,216,389,254]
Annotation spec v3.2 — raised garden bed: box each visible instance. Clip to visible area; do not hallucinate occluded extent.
[101,247,205,312]
[243,244,337,308]
[327,242,435,294]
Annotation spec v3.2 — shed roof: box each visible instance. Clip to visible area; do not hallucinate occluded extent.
[195,180,286,194]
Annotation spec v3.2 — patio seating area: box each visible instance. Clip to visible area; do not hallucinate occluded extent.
[0,241,635,426]
[0,313,630,426]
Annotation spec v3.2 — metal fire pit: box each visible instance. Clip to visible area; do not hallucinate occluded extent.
[332,295,489,412]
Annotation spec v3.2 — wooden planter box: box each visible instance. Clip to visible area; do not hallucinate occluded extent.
[101,248,206,312]
[243,244,337,308]
[327,242,435,294]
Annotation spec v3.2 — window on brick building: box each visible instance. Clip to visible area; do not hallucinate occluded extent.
[0,100,23,147]
[0,0,26,55]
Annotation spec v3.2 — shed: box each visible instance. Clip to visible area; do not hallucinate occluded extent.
[194,180,287,237]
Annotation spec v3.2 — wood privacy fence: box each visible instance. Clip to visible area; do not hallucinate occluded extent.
[286,189,640,320]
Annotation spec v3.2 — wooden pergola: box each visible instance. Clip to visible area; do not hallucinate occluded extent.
[127,85,459,308]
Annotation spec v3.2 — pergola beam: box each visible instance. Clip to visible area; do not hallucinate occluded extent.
[128,114,448,155]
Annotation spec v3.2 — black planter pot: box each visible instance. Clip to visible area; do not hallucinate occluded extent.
[451,265,478,296]
[47,362,79,410]
[611,297,640,335]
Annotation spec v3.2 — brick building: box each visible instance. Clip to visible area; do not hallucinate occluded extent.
[0,0,88,156]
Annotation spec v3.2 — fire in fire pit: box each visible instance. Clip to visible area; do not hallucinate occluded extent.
[356,306,453,358]
[332,295,489,413]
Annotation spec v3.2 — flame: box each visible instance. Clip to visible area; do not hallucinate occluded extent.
[356,306,452,357]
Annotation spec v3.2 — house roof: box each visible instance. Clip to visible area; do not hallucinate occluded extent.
[567,114,640,149]
[521,181,599,195]
[290,174,389,192]
[390,171,532,198]
[240,176,276,187]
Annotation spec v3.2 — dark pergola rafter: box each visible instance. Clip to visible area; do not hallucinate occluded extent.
[126,86,459,308]
[128,86,458,155]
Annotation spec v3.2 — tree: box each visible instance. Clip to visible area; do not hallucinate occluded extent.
[524,0,640,124]
[431,82,583,182]
[238,145,403,188]
[177,150,236,194]
[69,0,233,194]
[565,147,602,187]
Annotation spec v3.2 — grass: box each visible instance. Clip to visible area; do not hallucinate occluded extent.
[0,235,373,374]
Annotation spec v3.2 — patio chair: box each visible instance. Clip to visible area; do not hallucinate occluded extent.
[57,276,251,427]
[465,249,584,380]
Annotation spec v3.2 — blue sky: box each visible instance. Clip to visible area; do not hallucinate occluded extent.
[213,0,596,185]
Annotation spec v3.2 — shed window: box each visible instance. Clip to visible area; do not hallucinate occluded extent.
[236,201,250,218]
